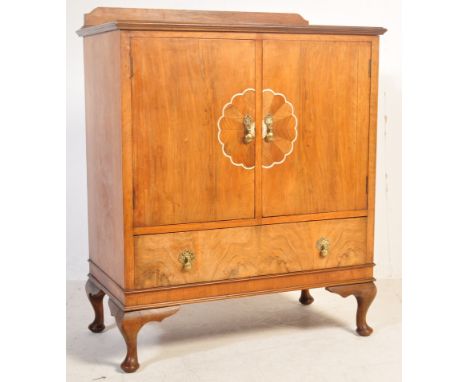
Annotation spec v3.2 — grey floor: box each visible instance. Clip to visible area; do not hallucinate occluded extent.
[67,279,401,381]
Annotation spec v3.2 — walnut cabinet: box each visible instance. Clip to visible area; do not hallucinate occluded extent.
[78,7,386,372]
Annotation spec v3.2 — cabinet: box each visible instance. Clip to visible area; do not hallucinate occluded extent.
[78,7,386,373]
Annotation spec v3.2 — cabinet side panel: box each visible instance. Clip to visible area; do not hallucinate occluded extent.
[84,31,124,287]
[366,37,380,264]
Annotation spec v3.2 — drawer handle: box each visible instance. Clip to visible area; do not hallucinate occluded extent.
[179,250,195,271]
[264,114,274,142]
[243,115,255,144]
[316,238,330,257]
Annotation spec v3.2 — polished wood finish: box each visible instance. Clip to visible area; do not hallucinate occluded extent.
[133,210,367,235]
[134,218,367,288]
[254,39,263,219]
[83,7,309,27]
[128,266,374,309]
[85,279,106,333]
[326,281,377,336]
[366,37,380,264]
[78,22,386,38]
[131,37,256,227]
[109,299,179,372]
[262,39,371,217]
[120,31,136,289]
[83,31,125,287]
[217,89,256,169]
[129,31,382,42]
[79,8,385,372]
[91,263,374,310]
[299,289,314,305]
[261,88,297,168]
[88,266,125,306]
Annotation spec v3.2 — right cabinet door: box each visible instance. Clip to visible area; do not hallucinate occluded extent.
[262,39,371,217]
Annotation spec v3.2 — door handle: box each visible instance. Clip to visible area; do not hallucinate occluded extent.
[263,114,274,142]
[243,115,255,144]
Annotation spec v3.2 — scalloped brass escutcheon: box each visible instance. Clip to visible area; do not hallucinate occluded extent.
[316,238,330,257]
[178,250,195,271]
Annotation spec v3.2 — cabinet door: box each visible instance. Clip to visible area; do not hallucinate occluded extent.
[262,40,371,217]
[132,37,256,227]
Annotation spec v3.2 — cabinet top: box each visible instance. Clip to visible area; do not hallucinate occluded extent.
[77,7,387,37]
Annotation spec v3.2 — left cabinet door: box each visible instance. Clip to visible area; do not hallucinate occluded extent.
[131,37,256,227]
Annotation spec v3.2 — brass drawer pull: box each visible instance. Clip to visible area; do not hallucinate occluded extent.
[179,250,195,271]
[243,115,255,144]
[316,238,330,257]
[263,114,274,142]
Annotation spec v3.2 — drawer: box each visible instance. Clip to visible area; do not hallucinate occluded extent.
[134,218,367,289]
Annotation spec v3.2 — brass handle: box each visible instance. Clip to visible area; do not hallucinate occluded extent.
[316,238,330,257]
[243,115,255,144]
[179,250,195,271]
[264,114,274,142]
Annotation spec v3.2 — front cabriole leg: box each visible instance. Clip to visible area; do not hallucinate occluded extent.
[326,281,377,336]
[108,299,180,373]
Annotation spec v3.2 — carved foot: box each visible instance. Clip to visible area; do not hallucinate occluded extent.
[299,289,314,305]
[326,282,377,336]
[108,299,180,373]
[85,279,106,333]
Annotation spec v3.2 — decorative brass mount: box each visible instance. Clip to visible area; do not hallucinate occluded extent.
[179,250,195,271]
[263,114,274,142]
[243,114,255,144]
[316,238,330,257]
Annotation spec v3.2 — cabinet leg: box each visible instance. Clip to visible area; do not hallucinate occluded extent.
[326,282,377,336]
[108,299,180,373]
[299,289,314,305]
[85,279,106,333]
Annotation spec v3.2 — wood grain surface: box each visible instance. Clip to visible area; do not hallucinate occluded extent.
[217,88,256,169]
[83,7,309,27]
[78,8,386,38]
[120,31,135,289]
[262,39,371,217]
[78,22,386,38]
[84,31,125,287]
[108,298,180,372]
[80,23,383,315]
[85,278,106,333]
[134,218,367,288]
[327,281,377,336]
[131,37,256,226]
[262,88,298,168]
[127,265,374,309]
[366,37,380,264]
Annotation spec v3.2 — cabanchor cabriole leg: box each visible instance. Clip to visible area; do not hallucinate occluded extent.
[299,289,314,305]
[108,299,180,373]
[85,278,106,333]
[326,281,377,336]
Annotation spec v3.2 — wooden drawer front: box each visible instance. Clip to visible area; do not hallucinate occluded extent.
[134,218,367,289]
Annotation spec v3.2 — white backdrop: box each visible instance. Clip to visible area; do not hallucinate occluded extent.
[67,0,401,280]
